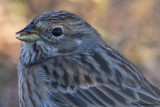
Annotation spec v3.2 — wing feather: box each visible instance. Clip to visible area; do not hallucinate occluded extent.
[43,48,160,107]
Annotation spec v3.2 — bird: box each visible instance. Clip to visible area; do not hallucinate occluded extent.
[16,11,160,107]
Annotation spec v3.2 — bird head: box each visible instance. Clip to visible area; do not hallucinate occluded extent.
[16,11,104,64]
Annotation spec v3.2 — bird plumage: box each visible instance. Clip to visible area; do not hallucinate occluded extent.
[17,11,160,107]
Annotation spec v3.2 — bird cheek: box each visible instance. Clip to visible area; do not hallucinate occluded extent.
[58,41,77,53]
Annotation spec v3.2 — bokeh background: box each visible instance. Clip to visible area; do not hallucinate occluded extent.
[0,0,160,106]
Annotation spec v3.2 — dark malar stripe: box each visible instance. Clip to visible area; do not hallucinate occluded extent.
[93,52,111,75]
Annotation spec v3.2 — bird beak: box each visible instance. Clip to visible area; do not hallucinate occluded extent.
[16,24,40,42]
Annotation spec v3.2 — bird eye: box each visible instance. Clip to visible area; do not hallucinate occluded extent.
[52,27,63,37]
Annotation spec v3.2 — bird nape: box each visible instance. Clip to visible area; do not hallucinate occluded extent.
[16,11,160,107]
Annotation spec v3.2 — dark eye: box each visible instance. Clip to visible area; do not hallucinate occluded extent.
[52,27,63,37]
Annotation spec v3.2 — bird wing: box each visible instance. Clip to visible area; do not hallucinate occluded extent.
[48,81,160,107]
[41,47,160,107]
[52,84,128,107]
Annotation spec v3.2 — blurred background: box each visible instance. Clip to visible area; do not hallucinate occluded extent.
[0,0,160,106]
